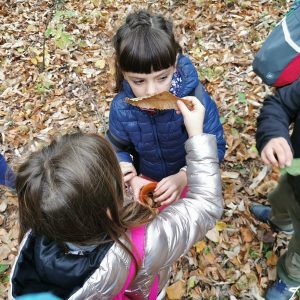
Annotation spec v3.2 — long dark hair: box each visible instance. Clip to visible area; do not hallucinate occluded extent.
[113,10,182,91]
[16,133,155,267]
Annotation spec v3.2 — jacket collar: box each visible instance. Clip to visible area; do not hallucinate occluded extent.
[11,232,113,299]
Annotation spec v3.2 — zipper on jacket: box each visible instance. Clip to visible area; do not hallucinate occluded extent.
[150,115,167,178]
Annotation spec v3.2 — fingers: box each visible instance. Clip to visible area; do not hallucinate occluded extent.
[124,172,136,183]
[178,96,205,138]
[176,100,190,117]
[120,163,137,183]
[261,150,274,166]
[281,140,293,166]
[276,142,290,168]
[160,193,180,206]
[154,177,167,195]
[154,182,179,203]
[129,177,152,202]
[154,188,173,202]
[181,96,204,110]
[261,138,293,168]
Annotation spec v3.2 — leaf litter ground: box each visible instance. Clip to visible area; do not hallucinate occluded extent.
[0,0,297,299]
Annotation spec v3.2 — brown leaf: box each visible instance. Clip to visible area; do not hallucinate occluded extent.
[267,252,278,266]
[125,91,191,110]
[0,245,11,261]
[166,280,186,300]
[240,226,254,243]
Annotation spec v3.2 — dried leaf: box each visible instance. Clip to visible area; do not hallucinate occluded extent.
[205,227,220,243]
[166,280,186,300]
[194,240,206,253]
[266,252,278,266]
[125,91,191,110]
[241,226,254,243]
[215,221,227,231]
[95,59,106,69]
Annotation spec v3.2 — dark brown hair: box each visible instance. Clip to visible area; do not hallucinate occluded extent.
[16,132,155,266]
[113,10,182,91]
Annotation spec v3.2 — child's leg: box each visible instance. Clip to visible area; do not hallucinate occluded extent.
[276,177,300,285]
[268,174,293,231]
[277,236,300,286]
[277,192,300,285]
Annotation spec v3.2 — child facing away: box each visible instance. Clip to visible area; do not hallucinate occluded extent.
[107,10,225,205]
[10,98,223,300]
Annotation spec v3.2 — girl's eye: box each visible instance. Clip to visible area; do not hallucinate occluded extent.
[159,75,168,81]
[133,80,144,85]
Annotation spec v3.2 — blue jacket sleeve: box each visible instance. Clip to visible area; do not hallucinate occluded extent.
[256,78,300,154]
[201,88,226,161]
[0,154,16,189]
[107,96,133,163]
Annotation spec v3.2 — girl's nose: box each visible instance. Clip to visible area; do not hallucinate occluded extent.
[145,82,156,96]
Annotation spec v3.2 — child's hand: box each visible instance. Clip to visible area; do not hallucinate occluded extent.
[261,137,293,168]
[153,170,187,205]
[120,162,137,183]
[129,176,153,202]
[176,96,205,138]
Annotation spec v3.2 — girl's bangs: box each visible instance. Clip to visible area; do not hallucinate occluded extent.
[119,29,177,74]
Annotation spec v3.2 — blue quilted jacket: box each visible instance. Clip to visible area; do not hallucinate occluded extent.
[0,154,15,189]
[108,54,225,181]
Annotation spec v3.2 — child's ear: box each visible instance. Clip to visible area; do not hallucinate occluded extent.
[122,72,128,81]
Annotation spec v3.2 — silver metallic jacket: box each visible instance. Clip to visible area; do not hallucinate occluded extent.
[10,134,223,300]
[69,134,223,299]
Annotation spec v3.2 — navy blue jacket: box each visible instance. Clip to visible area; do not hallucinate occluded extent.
[108,55,225,181]
[11,232,113,299]
[256,78,300,158]
[256,78,300,199]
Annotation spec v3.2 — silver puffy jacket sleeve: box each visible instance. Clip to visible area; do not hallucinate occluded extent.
[69,133,223,300]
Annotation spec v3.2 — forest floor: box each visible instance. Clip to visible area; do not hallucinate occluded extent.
[0,0,297,299]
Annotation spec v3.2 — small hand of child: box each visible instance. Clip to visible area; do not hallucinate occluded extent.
[154,170,187,205]
[176,96,205,138]
[120,162,137,183]
[129,176,153,202]
[261,137,293,168]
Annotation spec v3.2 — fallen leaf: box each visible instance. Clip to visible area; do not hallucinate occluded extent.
[215,221,227,231]
[194,240,206,253]
[205,227,220,243]
[266,252,278,266]
[166,280,186,300]
[241,226,254,243]
[221,171,240,179]
[95,59,106,69]
[0,245,11,261]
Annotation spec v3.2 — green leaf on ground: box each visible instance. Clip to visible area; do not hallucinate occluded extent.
[0,264,9,274]
[237,92,247,104]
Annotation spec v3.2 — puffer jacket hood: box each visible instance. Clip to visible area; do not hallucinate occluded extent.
[10,232,113,299]
[108,54,225,181]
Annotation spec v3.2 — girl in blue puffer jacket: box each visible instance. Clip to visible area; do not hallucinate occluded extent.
[107,10,225,205]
